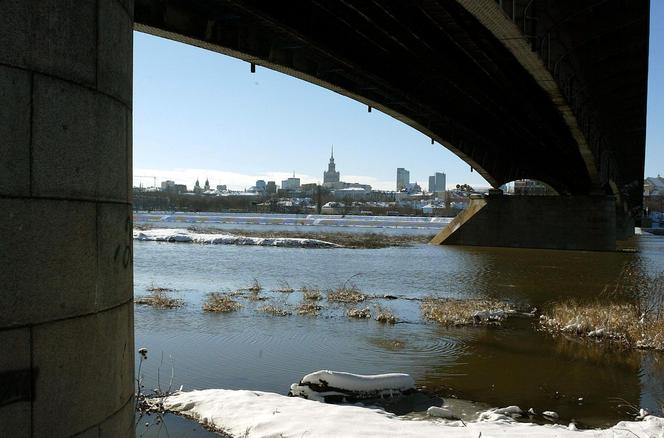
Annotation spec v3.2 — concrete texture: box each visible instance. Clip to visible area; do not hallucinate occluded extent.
[31,75,129,202]
[0,66,31,197]
[0,1,134,436]
[432,195,617,251]
[32,304,134,437]
[0,198,97,327]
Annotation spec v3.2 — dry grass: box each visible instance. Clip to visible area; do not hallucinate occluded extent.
[297,302,322,316]
[347,307,371,319]
[540,300,664,350]
[421,298,515,326]
[301,286,322,301]
[375,306,398,324]
[247,291,268,301]
[260,305,292,317]
[187,226,435,248]
[202,293,242,313]
[328,285,366,303]
[277,281,294,293]
[136,290,183,309]
[241,278,262,293]
[146,285,174,293]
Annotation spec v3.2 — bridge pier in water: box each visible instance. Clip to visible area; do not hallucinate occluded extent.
[0,1,135,436]
[431,194,620,251]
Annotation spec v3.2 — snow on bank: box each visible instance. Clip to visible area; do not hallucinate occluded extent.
[162,389,664,438]
[289,370,415,402]
[133,228,341,248]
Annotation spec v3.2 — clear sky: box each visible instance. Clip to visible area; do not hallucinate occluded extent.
[133,2,662,191]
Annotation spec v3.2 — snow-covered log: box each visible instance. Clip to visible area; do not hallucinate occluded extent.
[289,370,415,402]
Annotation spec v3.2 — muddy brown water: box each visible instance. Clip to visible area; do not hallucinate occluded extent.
[134,220,664,435]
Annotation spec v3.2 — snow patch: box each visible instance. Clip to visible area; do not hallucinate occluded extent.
[161,389,664,437]
[133,228,341,248]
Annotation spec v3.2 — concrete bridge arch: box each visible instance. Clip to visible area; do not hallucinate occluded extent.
[0,0,649,436]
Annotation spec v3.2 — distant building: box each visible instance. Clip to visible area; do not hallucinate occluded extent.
[323,146,340,184]
[513,179,556,196]
[193,179,203,194]
[404,182,422,194]
[266,181,277,194]
[216,184,227,192]
[334,187,370,200]
[428,172,446,193]
[204,178,210,191]
[644,176,664,197]
[255,180,266,192]
[396,168,410,191]
[644,176,664,217]
[161,180,187,193]
[161,180,175,191]
[282,174,301,191]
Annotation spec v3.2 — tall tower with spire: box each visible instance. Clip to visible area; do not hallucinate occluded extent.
[323,145,340,184]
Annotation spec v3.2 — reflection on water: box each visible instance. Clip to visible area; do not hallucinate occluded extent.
[133,220,664,430]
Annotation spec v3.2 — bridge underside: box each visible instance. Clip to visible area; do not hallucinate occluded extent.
[135,0,649,221]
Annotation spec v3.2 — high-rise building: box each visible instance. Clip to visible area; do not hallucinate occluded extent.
[255,180,266,192]
[428,172,446,193]
[282,172,301,191]
[396,168,410,191]
[323,146,340,184]
[266,181,277,194]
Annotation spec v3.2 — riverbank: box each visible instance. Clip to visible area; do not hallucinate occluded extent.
[134,224,436,248]
[158,388,664,437]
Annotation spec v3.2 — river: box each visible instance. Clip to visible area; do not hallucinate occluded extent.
[133,213,664,436]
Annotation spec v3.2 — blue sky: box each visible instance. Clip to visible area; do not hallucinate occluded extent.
[133,3,662,191]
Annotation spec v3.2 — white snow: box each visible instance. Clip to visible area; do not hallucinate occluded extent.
[133,228,341,248]
[426,406,456,419]
[290,370,415,401]
[543,411,560,419]
[161,389,664,438]
[300,370,415,393]
[472,309,516,322]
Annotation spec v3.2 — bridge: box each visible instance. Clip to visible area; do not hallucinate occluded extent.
[0,1,649,436]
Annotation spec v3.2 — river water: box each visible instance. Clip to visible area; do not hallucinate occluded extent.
[133,213,664,436]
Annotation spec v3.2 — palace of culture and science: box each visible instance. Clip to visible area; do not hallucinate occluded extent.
[322,146,371,191]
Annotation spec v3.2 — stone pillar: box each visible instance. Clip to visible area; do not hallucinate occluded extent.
[431,195,617,251]
[0,1,134,437]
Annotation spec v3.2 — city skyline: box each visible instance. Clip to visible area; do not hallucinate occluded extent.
[133,2,662,192]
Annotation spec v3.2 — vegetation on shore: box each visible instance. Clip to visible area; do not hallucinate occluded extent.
[202,293,242,313]
[172,226,435,248]
[136,289,184,308]
[421,298,516,326]
[328,285,367,303]
[540,300,664,350]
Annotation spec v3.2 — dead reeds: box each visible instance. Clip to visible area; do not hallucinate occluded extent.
[301,286,322,301]
[421,298,515,326]
[202,293,242,313]
[347,307,371,319]
[259,305,292,317]
[136,290,183,309]
[297,302,322,316]
[375,306,398,324]
[540,300,664,350]
[328,285,366,303]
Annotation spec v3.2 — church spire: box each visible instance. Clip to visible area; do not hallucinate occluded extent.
[331,144,334,160]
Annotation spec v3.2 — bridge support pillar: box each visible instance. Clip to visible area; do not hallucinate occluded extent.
[0,1,134,437]
[431,194,617,251]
